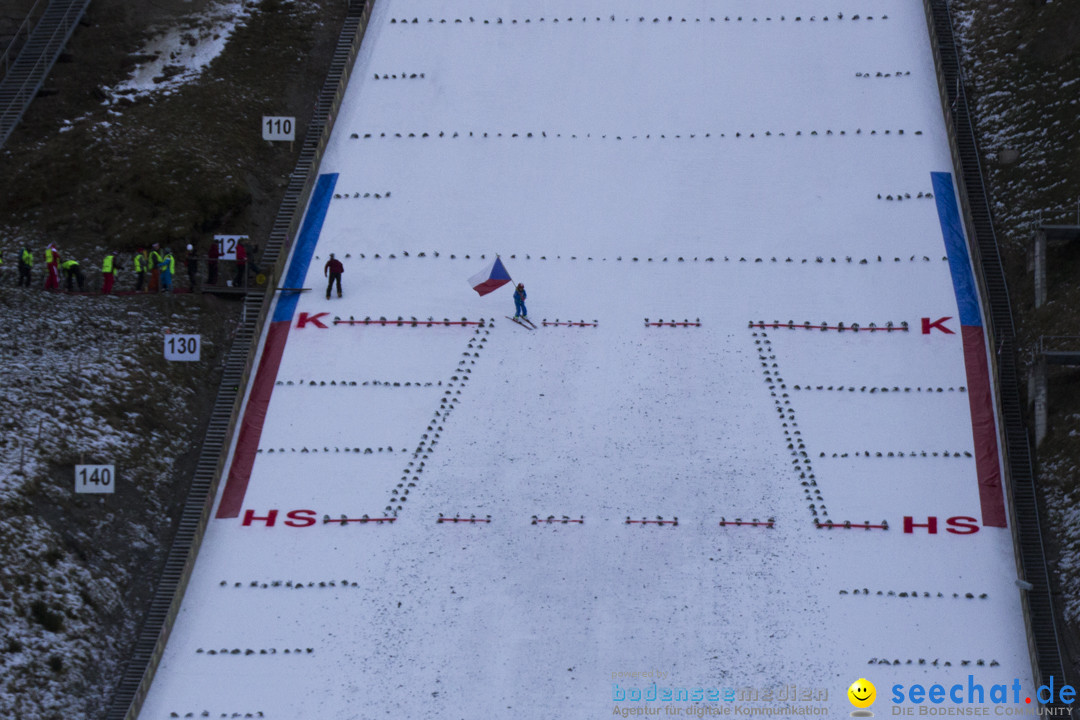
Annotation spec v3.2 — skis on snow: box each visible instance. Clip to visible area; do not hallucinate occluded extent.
[506,316,537,330]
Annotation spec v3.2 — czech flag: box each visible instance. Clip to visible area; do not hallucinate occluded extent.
[468,257,512,296]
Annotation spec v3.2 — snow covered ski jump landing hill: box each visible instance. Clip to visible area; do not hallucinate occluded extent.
[138,2,1035,717]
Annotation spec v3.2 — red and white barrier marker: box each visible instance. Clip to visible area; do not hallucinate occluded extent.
[626,516,679,526]
[645,318,700,327]
[542,319,598,327]
[718,517,775,528]
[531,515,585,525]
[437,514,491,524]
[815,519,889,530]
[334,316,489,327]
[747,320,908,332]
[323,514,397,525]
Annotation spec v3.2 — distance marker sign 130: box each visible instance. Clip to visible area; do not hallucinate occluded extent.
[164,334,200,362]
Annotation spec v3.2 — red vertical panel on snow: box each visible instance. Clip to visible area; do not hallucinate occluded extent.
[216,321,289,519]
[962,325,1006,528]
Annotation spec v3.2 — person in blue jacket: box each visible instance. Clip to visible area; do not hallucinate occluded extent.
[513,283,527,319]
[160,248,175,292]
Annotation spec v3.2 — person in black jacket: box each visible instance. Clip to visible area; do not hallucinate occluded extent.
[18,245,33,287]
[185,244,199,290]
[324,253,343,299]
[61,258,86,291]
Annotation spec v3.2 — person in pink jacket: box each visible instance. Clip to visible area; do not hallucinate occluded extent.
[44,243,61,290]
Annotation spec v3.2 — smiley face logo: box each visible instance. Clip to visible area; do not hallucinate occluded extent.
[848,678,877,709]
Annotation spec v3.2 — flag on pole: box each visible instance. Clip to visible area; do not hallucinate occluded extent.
[468,257,512,296]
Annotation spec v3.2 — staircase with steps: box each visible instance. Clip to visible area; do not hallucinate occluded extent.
[926,0,1067,693]
[0,0,90,149]
[104,3,375,718]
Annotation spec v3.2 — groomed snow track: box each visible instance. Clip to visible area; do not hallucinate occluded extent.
[103,3,375,718]
[108,1,1068,716]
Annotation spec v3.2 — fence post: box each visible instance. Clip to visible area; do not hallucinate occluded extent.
[1034,352,1047,448]
[1033,228,1046,309]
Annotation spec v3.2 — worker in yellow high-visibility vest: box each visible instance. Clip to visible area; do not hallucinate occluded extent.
[60,258,85,292]
[19,246,33,287]
[159,248,175,293]
[44,243,60,290]
[148,244,162,293]
[133,248,148,292]
[101,252,118,294]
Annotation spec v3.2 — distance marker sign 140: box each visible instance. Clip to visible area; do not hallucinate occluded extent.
[75,465,115,494]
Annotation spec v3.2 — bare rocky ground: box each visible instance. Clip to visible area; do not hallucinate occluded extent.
[0,1,1078,717]
[0,1,345,717]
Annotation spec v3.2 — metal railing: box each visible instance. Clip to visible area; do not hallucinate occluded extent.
[0,0,91,148]
[103,2,375,718]
[1039,336,1080,360]
[0,0,46,77]
[925,0,1068,695]
[1036,203,1080,227]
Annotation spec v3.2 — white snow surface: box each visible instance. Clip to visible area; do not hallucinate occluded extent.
[137,1,1034,717]
[104,0,257,102]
